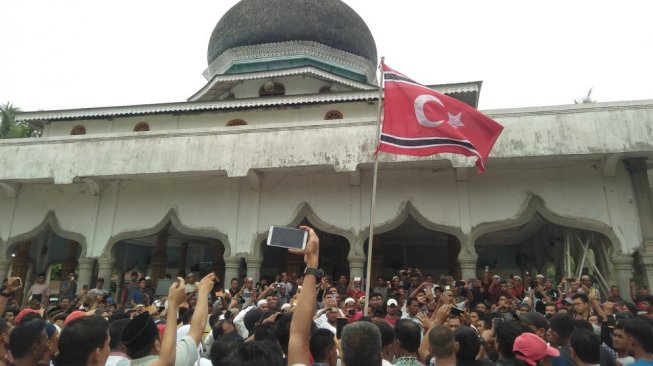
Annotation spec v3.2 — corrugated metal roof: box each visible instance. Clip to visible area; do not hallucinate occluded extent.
[16,91,380,123]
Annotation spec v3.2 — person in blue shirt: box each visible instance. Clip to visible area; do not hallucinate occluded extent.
[129,277,149,306]
[58,271,77,301]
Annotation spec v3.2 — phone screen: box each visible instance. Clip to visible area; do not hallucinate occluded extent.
[267,226,308,250]
[450,307,464,316]
[336,317,348,339]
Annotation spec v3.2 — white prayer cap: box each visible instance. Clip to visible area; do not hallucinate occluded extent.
[257,299,268,307]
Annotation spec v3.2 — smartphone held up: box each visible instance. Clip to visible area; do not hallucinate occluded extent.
[267,226,308,250]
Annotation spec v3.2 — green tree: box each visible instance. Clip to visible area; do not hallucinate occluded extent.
[0,102,39,138]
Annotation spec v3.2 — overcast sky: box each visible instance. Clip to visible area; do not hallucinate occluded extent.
[1,0,652,112]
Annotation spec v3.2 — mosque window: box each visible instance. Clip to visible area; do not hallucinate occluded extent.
[226,119,248,126]
[133,122,150,132]
[324,110,344,120]
[258,82,285,97]
[70,125,86,135]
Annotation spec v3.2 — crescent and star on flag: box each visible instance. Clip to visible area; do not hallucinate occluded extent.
[414,94,465,129]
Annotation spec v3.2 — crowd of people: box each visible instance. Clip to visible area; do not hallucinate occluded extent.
[1,226,653,366]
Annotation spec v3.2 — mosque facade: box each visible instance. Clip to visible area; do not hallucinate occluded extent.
[1,0,653,302]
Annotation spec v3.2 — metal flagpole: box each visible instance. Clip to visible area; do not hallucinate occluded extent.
[363,57,385,316]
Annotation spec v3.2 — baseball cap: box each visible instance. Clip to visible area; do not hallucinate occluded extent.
[387,299,398,307]
[15,308,40,325]
[513,333,559,366]
[64,310,90,326]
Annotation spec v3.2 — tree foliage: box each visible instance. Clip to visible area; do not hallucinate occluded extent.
[0,102,39,138]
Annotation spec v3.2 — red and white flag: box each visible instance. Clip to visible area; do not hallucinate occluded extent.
[378,63,504,173]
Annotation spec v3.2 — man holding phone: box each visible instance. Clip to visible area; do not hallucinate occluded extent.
[59,271,77,302]
[26,273,50,306]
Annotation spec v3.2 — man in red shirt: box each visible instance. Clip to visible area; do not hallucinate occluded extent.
[384,299,401,325]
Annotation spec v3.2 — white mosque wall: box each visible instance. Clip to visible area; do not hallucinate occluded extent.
[0,159,643,262]
[42,100,376,137]
[1,100,652,262]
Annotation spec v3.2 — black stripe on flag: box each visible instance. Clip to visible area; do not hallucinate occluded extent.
[380,134,477,152]
[384,72,420,85]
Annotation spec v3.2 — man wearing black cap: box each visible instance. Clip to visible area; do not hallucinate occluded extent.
[121,276,192,366]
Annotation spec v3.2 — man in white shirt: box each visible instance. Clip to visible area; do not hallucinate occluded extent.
[26,273,50,306]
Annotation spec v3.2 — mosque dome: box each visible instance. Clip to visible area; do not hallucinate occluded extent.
[207,0,378,65]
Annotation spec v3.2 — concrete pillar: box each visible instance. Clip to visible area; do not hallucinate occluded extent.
[349,256,366,282]
[639,249,653,289]
[458,255,478,281]
[245,256,263,282]
[77,258,95,291]
[224,257,241,287]
[0,259,11,283]
[612,255,634,296]
[97,257,114,291]
[625,158,653,288]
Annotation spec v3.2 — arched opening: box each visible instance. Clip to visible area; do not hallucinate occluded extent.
[5,226,84,307]
[259,218,350,282]
[111,223,227,305]
[70,125,86,135]
[475,213,615,296]
[258,82,285,97]
[324,110,344,120]
[133,122,150,132]
[226,119,248,127]
[364,215,462,281]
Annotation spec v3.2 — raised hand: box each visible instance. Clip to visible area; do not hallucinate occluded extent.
[288,226,319,268]
[168,277,186,307]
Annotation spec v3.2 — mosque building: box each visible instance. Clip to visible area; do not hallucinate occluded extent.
[1,0,652,302]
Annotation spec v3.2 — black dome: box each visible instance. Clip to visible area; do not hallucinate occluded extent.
[207,0,378,65]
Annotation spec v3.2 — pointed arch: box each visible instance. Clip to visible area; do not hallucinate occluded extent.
[470,194,621,256]
[252,202,355,255]
[103,208,231,258]
[3,211,88,258]
[357,200,466,256]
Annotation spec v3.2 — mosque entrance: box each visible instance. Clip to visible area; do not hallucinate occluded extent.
[259,218,350,282]
[475,213,615,295]
[112,223,226,301]
[365,215,462,282]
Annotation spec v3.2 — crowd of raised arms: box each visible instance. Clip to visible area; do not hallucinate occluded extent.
[1,227,652,366]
